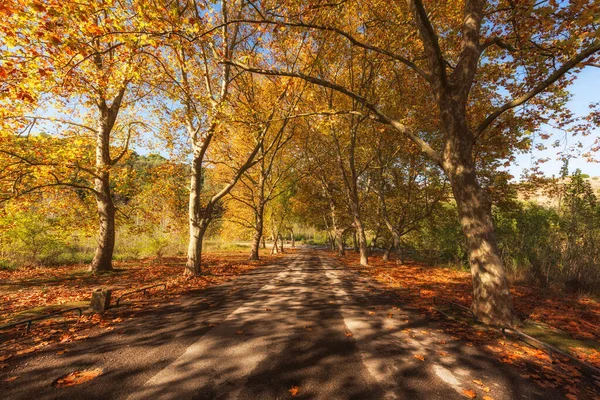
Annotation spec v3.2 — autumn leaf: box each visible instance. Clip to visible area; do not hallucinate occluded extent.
[16,346,38,355]
[472,379,484,386]
[345,332,353,337]
[4,376,18,382]
[0,362,8,369]
[235,330,244,335]
[462,389,477,398]
[288,386,299,396]
[0,355,13,362]
[414,355,425,361]
[482,396,494,400]
[53,368,103,387]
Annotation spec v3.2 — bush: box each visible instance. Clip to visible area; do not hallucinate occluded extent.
[407,170,600,294]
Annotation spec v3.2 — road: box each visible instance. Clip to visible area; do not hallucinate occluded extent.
[1,248,564,399]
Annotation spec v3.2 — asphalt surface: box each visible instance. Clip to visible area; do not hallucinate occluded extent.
[0,248,567,399]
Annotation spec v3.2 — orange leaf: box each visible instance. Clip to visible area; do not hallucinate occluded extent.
[0,355,12,362]
[235,330,244,335]
[345,332,353,337]
[289,385,299,396]
[53,368,102,387]
[4,376,18,382]
[462,389,477,398]
[16,346,38,355]
[472,379,484,386]
[414,355,425,361]
[483,396,494,400]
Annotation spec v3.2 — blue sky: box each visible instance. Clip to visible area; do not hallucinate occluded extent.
[506,67,600,179]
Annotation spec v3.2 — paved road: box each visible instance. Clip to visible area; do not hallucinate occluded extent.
[1,249,565,399]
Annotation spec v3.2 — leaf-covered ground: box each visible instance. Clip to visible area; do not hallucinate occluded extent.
[336,251,600,397]
[0,251,277,362]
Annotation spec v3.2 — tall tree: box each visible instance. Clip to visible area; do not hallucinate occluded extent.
[1,0,149,272]
[228,0,600,324]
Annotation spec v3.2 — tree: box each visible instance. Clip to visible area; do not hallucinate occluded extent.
[1,0,150,272]
[227,0,600,325]
[228,110,302,260]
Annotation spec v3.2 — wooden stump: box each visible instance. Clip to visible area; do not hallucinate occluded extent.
[90,288,112,312]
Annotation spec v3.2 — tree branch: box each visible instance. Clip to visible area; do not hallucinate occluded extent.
[224,60,442,164]
[476,40,600,136]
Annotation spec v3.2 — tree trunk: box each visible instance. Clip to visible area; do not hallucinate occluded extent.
[270,232,279,254]
[249,199,265,261]
[336,230,345,256]
[90,172,115,272]
[382,241,392,262]
[279,233,285,253]
[443,132,516,325]
[185,153,204,275]
[262,236,266,249]
[369,233,378,256]
[354,219,369,266]
[90,120,115,273]
[290,230,295,248]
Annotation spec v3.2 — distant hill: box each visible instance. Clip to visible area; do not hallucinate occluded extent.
[517,176,600,208]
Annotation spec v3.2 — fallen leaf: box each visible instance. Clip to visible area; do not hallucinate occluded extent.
[414,354,425,361]
[289,385,299,396]
[439,351,449,357]
[56,349,68,355]
[4,376,18,382]
[0,363,8,369]
[235,330,244,335]
[482,386,490,393]
[565,395,577,400]
[482,396,494,400]
[368,311,375,315]
[0,355,13,362]
[472,379,484,386]
[345,332,353,337]
[53,368,103,387]
[59,334,72,343]
[16,346,38,355]
[304,325,312,332]
[208,323,217,327]
[462,389,477,398]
